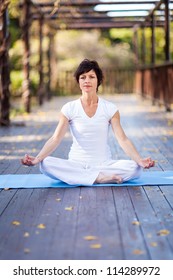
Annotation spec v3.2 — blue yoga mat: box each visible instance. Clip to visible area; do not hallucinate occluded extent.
[0,171,173,189]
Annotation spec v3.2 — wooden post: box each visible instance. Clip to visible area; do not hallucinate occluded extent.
[141,25,146,65]
[151,14,155,64]
[164,0,170,61]
[46,33,54,100]
[37,16,44,105]
[133,28,139,66]
[0,0,10,126]
[21,0,31,113]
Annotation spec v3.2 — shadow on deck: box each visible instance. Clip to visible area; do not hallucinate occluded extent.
[0,94,173,260]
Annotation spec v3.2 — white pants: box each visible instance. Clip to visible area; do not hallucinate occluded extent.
[40,156,142,186]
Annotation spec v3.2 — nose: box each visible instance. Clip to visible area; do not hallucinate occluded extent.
[85,76,90,82]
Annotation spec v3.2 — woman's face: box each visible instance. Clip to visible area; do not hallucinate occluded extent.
[79,69,98,94]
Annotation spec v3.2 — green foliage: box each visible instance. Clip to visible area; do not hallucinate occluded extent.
[8,0,21,47]
[109,28,134,48]
[7,2,173,99]
[56,29,134,70]
[10,70,24,97]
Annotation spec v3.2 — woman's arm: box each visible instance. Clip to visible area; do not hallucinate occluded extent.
[21,113,69,166]
[111,111,154,169]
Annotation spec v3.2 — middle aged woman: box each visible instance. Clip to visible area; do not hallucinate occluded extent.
[21,59,154,185]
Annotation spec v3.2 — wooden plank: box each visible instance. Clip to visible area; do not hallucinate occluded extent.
[112,186,150,259]
[74,186,123,260]
[144,186,173,249]
[128,186,173,259]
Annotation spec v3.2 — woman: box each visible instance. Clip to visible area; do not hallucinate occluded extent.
[21,59,154,185]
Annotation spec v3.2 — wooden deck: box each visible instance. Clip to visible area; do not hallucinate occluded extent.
[0,94,173,260]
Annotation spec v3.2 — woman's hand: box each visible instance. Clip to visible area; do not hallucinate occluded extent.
[138,157,155,169]
[21,154,40,166]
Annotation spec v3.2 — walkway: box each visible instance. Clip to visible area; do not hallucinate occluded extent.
[0,94,173,260]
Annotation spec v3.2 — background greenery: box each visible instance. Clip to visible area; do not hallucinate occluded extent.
[8,0,173,99]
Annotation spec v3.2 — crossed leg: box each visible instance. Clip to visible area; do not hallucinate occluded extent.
[94,172,123,184]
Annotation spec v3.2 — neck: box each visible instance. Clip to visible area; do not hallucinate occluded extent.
[81,92,98,104]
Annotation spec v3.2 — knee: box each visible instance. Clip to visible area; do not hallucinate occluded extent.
[39,156,51,173]
[131,162,142,179]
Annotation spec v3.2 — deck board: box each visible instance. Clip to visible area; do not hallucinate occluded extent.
[0,94,173,260]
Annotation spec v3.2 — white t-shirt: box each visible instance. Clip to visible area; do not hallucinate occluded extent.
[61,97,118,165]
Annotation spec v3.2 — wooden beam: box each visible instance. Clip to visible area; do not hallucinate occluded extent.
[34,1,164,7]
[0,0,10,126]
[37,16,44,106]
[49,21,165,30]
[21,0,31,113]
[165,0,170,61]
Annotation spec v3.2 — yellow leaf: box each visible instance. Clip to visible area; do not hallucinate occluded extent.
[157,229,170,236]
[167,120,173,126]
[90,244,102,249]
[84,236,98,241]
[133,249,144,255]
[150,242,158,247]
[65,206,74,211]
[132,221,140,226]
[12,220,21,226]
[37,223,46,229]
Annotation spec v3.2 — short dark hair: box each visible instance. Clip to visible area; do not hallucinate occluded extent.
[74,59,104,90]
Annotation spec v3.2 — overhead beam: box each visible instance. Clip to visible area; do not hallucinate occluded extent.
[49,21,165,30]
[34,1,166,7]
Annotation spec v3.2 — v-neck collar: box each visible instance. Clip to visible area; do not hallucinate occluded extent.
[79,97,100,119]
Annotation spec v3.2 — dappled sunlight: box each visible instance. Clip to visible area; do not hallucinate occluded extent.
[1,134,48,143]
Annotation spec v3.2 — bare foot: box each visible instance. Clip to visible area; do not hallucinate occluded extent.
[95,172,123,184]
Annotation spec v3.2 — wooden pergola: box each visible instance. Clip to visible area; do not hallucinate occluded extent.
[0,0,173,125]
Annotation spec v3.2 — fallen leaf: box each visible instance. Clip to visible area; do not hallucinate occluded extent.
[133,249,144,255]
[150,242,158,247]
[157,229,170,236]
[37,223,46,229]
[90,244,102,249]
[56,198,61,202]
[65,206,74,211]
[12,220,21,226]
[4,188,10,191]
[132,221,141,226]
[23,232,30,238]
[167,120,173,126]
[84,236,98,241]
[24,248,30,254]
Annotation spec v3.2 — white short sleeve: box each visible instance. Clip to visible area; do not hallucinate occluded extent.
[101,98,118,121]
[61,102,71,120]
